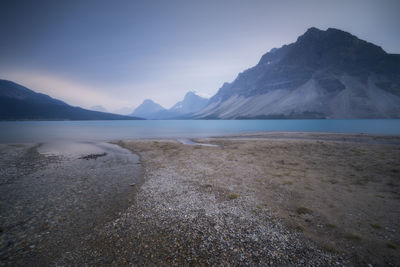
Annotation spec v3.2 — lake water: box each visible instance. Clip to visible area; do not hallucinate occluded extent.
[0,120,399,143]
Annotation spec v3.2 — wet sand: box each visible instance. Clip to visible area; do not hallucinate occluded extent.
[1,133,400,266]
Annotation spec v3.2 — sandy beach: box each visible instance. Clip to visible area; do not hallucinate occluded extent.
[1,133,400,266]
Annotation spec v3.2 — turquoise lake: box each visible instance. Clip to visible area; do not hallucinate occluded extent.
[0,120,399,143]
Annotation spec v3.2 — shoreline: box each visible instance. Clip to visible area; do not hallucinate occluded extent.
[208,132,400,146]
[1,132,399,265]
[2,119,400,144]
[1,130,400,146]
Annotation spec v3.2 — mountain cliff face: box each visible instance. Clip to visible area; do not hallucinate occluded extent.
[197,27,400,119]
[0,80,142,120]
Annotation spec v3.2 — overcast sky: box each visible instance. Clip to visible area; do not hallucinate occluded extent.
[1,0,399,113]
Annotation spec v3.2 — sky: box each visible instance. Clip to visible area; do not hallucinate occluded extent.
[1,0,399,114]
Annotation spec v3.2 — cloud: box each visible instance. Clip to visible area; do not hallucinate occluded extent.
[1,43,263,110]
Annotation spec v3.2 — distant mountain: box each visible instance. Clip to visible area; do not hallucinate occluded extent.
[130,99,166,119]
[131,92,208,119]
[196,27,400,119]
[169,91,208,115]
[0,79,143,120]
[90,105,108,113]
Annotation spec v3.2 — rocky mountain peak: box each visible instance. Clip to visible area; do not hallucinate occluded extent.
[198,27,400,119]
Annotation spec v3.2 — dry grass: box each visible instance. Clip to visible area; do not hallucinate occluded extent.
[228,193,239,200]
[322,243,339,253]
[370,223,382,229]
[344,233,362,241]
[296,207,313,215]
[386,242,398,250]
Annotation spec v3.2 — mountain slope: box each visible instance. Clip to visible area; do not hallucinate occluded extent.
[197,27,400,119]
[0,80,142,120]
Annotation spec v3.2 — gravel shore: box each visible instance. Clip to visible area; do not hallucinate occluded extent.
[1,133,399,266]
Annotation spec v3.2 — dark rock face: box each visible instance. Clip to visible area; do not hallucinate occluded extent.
[200,27,400,119]
[0,80,142,120]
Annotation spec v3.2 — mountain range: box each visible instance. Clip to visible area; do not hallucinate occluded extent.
[130,91,208,119]
[2,27,400,120]
[0,80,142,120]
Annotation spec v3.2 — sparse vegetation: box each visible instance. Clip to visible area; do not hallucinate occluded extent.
[350,164,362,171]
[386,241,397,250]
[370,223,382,229]
[322,244,338,253]
[326,223,336,229]
[294,224,305,232]
[79,152,107,160]
[296,207,312,215]
[228,193,239,200]
[344,233,362,241]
